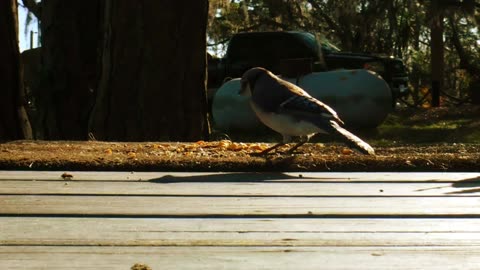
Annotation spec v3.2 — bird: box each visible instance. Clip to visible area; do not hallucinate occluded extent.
[239,67,375,155]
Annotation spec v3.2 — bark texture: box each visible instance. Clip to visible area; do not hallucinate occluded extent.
[0,0,32,140]
[429,0,444,107]
[36,0,102,139]
[89,0,210,141]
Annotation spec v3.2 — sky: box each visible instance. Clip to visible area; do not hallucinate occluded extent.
[18,5,40,52]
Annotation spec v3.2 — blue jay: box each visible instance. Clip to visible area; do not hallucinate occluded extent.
[239,67,375,155]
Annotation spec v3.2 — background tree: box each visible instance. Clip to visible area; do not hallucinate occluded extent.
[13,0,480,142]
[26,0,102,140]
[21,0,210,141]
[207,0,480,107]
[88,0,210,141]
[446,3,480,103]
[0,0,32,140]
[429,0,445,107]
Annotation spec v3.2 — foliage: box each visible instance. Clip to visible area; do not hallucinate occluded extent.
[19,0,480,106]
[207,0,480,105]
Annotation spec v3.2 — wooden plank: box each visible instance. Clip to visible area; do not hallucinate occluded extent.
[2,246,480,270]
[3,217,479,234]
[2,217,480,247]
[2,195,480,216]
[0,170,478,182]
[8,231,479,247]
[0,180,477,196]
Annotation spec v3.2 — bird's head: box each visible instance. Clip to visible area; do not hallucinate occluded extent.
[239,67,268,97]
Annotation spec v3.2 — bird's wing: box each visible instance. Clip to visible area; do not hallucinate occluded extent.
[278,94,344,125]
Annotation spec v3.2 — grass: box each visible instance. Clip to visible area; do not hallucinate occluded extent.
[213,105,480,146]
[369,106,480,145]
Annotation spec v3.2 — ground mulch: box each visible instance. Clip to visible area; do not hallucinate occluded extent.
[0,140,478,172]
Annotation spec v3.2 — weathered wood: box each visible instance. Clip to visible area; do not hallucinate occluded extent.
[8,231,479,247]
[2,246,480,270]
[2,195,480,216]
[2,217,480,246]
[3,217,479,234]
[0,180,477,196]
[3,171,480,269]
[0,171,478,182]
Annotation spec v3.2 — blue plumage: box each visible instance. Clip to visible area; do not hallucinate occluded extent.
[239,67,375,155]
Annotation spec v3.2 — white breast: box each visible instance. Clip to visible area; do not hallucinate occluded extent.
[250,101,323,136]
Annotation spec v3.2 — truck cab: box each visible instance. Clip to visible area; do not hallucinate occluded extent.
[209,31,409,106]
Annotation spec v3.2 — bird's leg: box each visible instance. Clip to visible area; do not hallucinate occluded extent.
[286,141,306,154]
[253,135,291,156]
[256,142,285,155]
[286,135,310,154]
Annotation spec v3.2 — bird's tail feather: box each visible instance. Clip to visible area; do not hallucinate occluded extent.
[330,121,375,155]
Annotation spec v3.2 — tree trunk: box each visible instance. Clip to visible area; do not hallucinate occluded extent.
[35,0,102,139]
[430,0,444,107]
[0,0,32,140]
[448,15,480,76]
[448,15,480,104]
[89,0,210,141]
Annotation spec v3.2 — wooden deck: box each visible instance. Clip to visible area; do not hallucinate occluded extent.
[2,171,480,269]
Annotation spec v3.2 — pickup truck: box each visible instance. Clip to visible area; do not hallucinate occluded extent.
[208,31,409,106]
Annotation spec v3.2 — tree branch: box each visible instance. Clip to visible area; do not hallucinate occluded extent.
[448,14,480,78]
[305,0,342,34]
